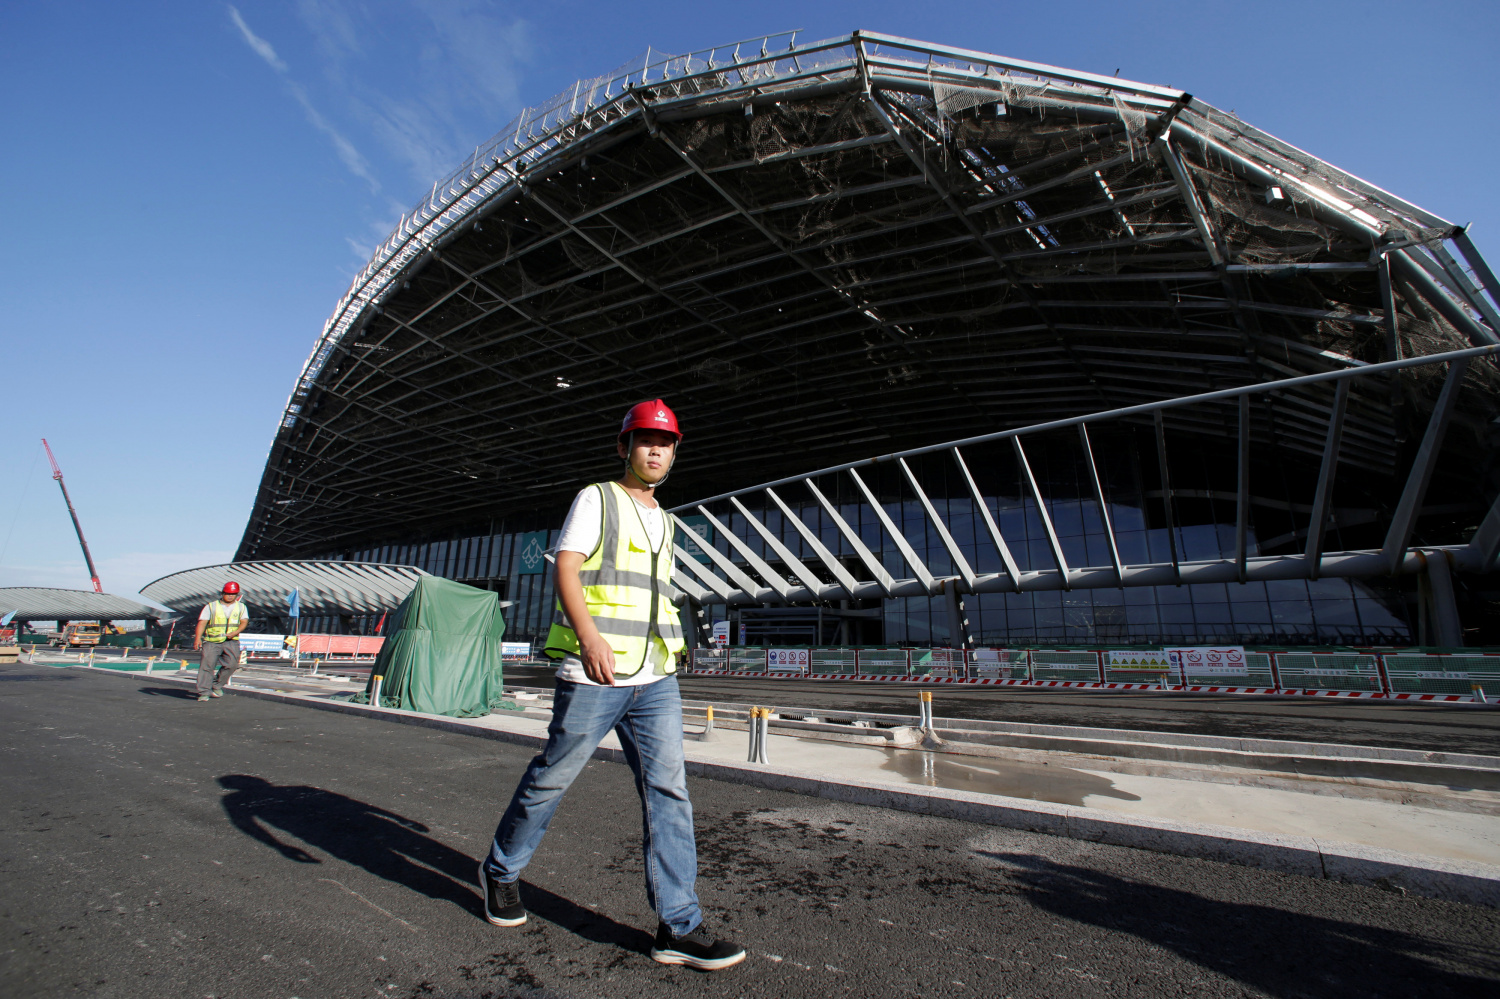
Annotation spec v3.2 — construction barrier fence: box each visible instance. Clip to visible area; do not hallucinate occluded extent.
[686,646,1500,703]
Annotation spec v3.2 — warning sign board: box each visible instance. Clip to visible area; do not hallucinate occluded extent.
[1168,647,1247,674]
[767,649,809,671]
[1107,650,1173,670]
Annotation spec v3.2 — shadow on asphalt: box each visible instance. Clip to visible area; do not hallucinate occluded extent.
[215,775,652,953]
[518,882,654,954]
[138,686,198,699]
[978,851,1498,997]
[218,774,481,916]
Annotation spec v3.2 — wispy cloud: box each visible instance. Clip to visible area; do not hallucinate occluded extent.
[227,4,380,192]
[292,0,530,187]
[228,5,287,72]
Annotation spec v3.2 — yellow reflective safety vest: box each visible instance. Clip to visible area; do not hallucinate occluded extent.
[543,481,686,677]
[203,600,244,644]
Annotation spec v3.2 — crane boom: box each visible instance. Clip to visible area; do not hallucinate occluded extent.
[41,439,102,594]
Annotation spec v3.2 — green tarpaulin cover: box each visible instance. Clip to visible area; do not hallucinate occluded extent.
[355,575,514,717]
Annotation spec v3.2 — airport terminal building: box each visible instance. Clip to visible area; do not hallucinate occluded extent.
[234,32,1500,649]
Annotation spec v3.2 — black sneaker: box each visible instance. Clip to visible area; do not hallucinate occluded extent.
[650,921,746,970]
[477,862,526,926]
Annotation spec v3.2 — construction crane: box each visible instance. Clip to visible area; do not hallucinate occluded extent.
[41,439,102,594]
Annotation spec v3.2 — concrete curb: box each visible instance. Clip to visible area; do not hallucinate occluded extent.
[80,664,1500,909]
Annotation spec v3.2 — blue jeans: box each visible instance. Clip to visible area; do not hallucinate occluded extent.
[485,676,702,935]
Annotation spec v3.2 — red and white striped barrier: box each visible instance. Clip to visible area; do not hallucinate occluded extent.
[684,669,1488,703]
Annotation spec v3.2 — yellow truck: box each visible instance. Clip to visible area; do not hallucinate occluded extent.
[47,622,102,648]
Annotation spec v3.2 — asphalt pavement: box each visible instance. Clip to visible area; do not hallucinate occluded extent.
[3,661,1497,999]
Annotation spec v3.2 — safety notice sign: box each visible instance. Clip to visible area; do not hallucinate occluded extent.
[1168,647,1247,674]
[1107,649,1173,669]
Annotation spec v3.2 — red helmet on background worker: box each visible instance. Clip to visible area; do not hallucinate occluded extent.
[619,399,681,442]
[222,581,241,595]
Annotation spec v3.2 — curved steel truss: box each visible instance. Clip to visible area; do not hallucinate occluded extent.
[238,31,1500,565]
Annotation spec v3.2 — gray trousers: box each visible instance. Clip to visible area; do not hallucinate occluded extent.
[197,640,241,694]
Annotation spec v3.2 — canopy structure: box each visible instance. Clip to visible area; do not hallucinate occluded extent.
[237,29,1500,563]
[139,561,428,618]
[0,587,167,623]
[230,30,1500,648]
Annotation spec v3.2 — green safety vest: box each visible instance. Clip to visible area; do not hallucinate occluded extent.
[203,600,243,643]
[543,481,686,676]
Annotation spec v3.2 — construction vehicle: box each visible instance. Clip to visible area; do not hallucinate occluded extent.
[47,622,102,648]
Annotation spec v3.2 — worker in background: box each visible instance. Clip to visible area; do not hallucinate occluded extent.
[193,581,249,702]
[478,400,745,971]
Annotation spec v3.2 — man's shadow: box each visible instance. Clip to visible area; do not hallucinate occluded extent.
[139,686,197,699]
[216,775,650,952]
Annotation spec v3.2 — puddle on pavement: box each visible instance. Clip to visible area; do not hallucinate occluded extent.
[876,748,1141,807]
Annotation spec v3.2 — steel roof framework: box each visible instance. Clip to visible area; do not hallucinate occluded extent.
[139,561,428,618]
[0,588,167,623]
[238,30,1500,567]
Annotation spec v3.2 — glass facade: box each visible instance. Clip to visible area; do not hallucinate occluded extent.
[327,438,1412,647]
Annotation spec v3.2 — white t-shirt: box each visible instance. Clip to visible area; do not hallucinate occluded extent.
[198,600,249,635]
[551,484,672,687]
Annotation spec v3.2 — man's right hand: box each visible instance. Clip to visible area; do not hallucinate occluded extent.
[579,634,618,685]
[193,642,202,652]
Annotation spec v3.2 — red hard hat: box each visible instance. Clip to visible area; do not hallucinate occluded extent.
[619,399,681,441]
[222,581,241,594]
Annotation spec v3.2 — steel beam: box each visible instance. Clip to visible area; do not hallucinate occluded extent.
[1425,550,1464,647]
[694,506,791,600]
[951,447,1021,590]
[672,545,735,601]
[1382,358,1470,572]
[1155,136,1223,265]
[1012,438,1070,583]
[1391,250,1500,347]
[805,479,896,597]
[1454,229,1500,323]
[847,468,936,593]
[763,487,861,598]
[899,457,977,590]
[1154,409,1181,582]
[1078,424,1124,584]
[728,496,828,596]
[676,524,767,600]
[1304,378,1350,579]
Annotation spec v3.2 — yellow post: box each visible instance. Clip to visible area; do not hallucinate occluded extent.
[706,705,714,722]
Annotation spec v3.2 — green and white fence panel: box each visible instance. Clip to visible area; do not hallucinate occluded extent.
[1031,650,1102,683]
[692,648,727,670]
[913,648,965,677]
[1381,654,1500,698]
[1272,653,1382,692]
[810,647,858,673]
[856,648,911,676]
[966,648,1030,680]
[726,648,769,672]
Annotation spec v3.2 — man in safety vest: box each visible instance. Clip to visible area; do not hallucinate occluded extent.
[478,400,745,971]
[193,581,249,702]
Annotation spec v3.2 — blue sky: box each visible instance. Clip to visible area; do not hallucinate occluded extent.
[2,0,1497,602]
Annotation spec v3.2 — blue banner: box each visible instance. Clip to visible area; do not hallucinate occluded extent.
[288,588,300,619]
[515,531,549,575]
